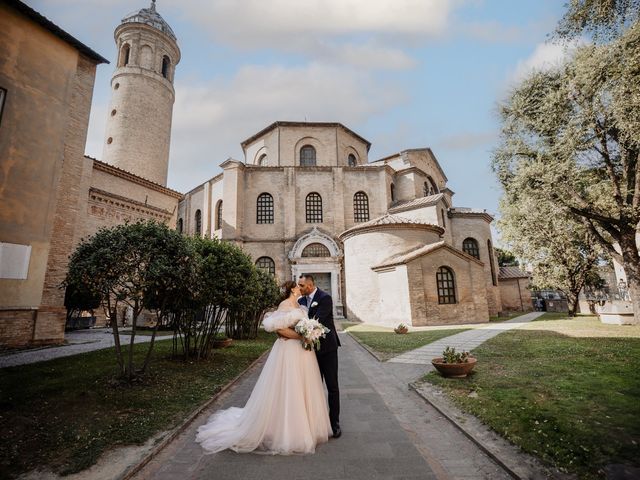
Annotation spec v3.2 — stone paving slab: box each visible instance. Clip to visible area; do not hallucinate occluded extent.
[134,334,440,480]
[388,312,544,365]
[134,332,519,480]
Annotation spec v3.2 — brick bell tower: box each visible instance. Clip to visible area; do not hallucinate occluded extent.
[102,0,180,186]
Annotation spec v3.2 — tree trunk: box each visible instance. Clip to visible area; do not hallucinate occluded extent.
[619,232,640,324]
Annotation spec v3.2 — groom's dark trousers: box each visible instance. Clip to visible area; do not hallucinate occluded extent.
[300,288,341,430]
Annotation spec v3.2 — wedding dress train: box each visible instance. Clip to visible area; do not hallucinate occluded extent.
[195,306,332,455]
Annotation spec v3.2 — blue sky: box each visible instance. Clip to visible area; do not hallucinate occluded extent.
[29,0,572,230]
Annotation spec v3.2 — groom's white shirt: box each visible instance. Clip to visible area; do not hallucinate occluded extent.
[307,288,318,307]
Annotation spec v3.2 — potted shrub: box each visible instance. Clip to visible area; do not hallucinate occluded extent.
[431,346,477,378]
[394,323,409,334]
[212,334,233,349]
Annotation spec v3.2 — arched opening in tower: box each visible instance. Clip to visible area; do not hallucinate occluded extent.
[162,55,171,79]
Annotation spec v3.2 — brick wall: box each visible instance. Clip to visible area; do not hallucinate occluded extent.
[36,54,98,344]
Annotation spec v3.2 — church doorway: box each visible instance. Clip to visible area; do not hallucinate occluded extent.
[289,227,344,318]
[309,272,331,297]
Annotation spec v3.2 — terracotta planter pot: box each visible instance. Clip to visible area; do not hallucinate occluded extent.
[212,338,233,349]
[395,327,409,334]
[431,357,477,378]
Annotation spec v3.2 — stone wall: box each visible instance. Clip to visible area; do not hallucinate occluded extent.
[418,249,489,325]
[499,278,533,312]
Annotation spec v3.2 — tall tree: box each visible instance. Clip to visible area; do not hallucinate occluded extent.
[555,0,640,40]
[498,194,604,316]
[493,22,640,321]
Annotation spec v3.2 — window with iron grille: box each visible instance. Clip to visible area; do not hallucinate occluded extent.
[306,192,323,223]
[353,191,369,222]
[195,209,202,236]
[462,237,480,259]
[390,183,395,202]
[256,193,274,224]
[437,266,456,304]
[348,154,357,167]
[177,218,183,234]
[302,243,331,257]
[255,256,275,276]
[216,201,223,230]
[300,145,316,166]
[423,182,429,197]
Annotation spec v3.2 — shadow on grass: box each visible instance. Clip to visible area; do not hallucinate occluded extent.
[0,332,275,479]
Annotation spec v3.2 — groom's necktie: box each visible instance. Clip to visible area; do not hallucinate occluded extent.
[306,295,312,307]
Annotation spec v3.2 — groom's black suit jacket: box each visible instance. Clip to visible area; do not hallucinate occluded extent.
[298,288,341,355]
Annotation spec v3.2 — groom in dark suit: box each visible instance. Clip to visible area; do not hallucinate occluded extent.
[297,274,341,438]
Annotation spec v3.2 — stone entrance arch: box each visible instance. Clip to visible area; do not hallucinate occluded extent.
[289,227,344,317]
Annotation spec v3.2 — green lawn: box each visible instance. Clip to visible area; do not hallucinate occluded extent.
[0,332,275,479]
[423,315,640,478]
[346,323,470,360]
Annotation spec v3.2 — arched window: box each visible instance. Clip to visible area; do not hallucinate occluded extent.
[258,154,268,166]
[353,191,369,222]
[177,218,183,234]
[441,209,446,228]
[257,193,274,224]
[488,240,497,286]
[215,201,223,230]
[348,154,357,167]
[390,183,396,202]
[195,209,202,236]
[426,176,439,195]
[423,182,430,197]
[255,256,275,276]
[436,266,456,304]
[119,43,130,67]
[462,238,480,259]
[162,55,170,79]
[300,145,316,166]
[302,243,331,257]
[305,192,323,223]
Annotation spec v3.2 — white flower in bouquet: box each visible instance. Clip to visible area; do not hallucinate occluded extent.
[294,317,330,351]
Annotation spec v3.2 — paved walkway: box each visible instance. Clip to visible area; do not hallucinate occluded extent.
[388,311,544,365]
[134,332,515,480]
[0,329,167,368]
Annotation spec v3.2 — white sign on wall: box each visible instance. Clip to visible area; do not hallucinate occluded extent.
[0,242,32,279]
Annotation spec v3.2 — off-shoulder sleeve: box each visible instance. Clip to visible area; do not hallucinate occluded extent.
[262,308,306,332]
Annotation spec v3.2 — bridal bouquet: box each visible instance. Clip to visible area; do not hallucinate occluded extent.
[294,317,330,351]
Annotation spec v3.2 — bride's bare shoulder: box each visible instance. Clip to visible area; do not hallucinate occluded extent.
[278,299,289,308]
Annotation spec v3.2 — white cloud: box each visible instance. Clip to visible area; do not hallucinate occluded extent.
[162,63,406,191]
[175,0,453,70]
[509,39,585,85]
[178,0,453,43]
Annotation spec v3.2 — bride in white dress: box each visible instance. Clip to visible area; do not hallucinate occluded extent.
[195,281,332,455]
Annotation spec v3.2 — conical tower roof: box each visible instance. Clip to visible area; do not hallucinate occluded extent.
[121,0,176,40]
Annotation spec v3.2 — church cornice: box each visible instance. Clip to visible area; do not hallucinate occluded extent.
[372,241,484,270]
[240,121,371,152]
[89,187,174,219]
[370,148,448,183]
[88,156,183,199]
[448,208,494,223]
[339,214,444,241]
